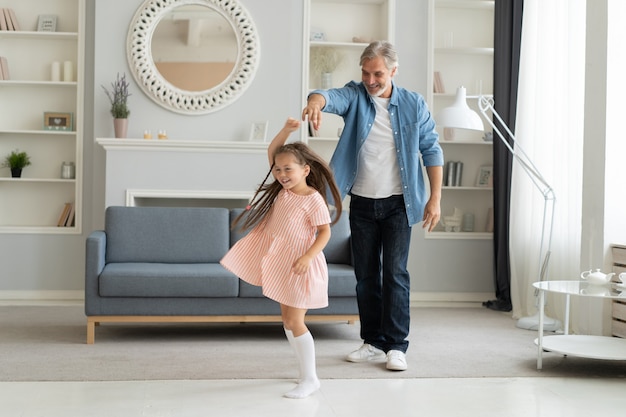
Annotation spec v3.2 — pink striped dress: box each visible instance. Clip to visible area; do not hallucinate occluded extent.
[220,189,332,309]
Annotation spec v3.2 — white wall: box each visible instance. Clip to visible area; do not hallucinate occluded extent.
[578,0,626,335]
[0,0,497,301]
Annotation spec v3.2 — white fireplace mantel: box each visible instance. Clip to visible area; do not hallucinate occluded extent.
[96,138,268,153]
[96,138,270,208]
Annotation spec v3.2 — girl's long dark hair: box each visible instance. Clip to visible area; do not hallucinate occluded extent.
[232,142,342,231]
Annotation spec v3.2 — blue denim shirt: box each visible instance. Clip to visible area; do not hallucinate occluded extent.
[312,80,444,226]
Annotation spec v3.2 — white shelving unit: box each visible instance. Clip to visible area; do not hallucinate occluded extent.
[301,0,395,161]
[427,0,494,239]
[0,0,84,234]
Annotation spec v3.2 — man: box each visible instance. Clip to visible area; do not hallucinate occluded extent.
[302,41,443,371]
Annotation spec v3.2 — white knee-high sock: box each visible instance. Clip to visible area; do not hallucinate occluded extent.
[284,331,320,399]
[284,327,301,381]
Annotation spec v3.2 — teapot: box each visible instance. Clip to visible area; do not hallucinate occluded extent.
[580,269,615,285]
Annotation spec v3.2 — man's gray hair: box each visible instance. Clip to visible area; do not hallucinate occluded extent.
[360,40,399,70]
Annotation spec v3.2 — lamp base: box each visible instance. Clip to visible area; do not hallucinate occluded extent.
[516,312,562,332]
[482,299,512,312]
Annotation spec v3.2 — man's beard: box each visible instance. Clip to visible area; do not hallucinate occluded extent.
[367,83,388,97]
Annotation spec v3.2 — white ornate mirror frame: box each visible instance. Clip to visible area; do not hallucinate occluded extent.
[127,0,260,115]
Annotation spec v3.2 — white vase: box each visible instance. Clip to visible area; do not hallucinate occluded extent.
[321,72,332,89]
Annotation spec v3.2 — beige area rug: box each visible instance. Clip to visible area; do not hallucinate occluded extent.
[0,306,624,381]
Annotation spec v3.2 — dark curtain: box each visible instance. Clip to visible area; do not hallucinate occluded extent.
[483,0,524,312]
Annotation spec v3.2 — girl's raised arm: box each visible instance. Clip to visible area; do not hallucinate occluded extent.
[267,117,301,166]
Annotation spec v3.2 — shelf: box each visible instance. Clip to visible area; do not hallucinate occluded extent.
[0,0,84,234]
[303,0,395,148]
[0,129,77,136]
[0,80,77,87]
[435,47,494,55]
[426,231,492,240]
[310,41,369,49]
[439,140,492,145]
[535,335,626,361]
[0,225,80,235]
[0,178,75,183]
[0,30,78,40]
[308,136,339,142]
[436,0,494,10]
[442,186,492,191]
[428,0,494,242]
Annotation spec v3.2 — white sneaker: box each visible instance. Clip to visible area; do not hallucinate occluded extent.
[346,343,386,363]
[386,350,408,371]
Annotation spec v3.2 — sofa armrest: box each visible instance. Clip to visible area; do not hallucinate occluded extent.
[85,231,106,313]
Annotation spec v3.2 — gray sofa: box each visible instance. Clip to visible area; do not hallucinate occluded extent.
[85,206,358,344]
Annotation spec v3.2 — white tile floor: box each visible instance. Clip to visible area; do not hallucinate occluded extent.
[1,377,623,417]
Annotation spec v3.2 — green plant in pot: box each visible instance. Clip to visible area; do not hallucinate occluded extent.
[2,149,31,178]
[102,72,131,138]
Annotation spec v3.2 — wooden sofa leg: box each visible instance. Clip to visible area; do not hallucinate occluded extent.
[87,319,96,344]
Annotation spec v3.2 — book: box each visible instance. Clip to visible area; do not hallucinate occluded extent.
[0,56,9,80]
[8,9,19,31]
[444,161,456,186]
[433,71,445,94]
[308,120,319,137]
[486,207,494,233]
[0,9,7,31]
[57,203,72,227]
[64,203,76,227]
[454,161,463,186]
[3,8,13,30]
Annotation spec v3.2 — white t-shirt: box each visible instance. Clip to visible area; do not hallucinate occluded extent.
[351,96,403,198]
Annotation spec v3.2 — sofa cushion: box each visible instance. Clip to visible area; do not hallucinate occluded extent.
[105,206,230,264]
[99,263,239,297]
[323,212,352,265]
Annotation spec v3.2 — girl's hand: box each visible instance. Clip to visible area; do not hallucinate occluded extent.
[292,255,312,275]
[283,117,300,133]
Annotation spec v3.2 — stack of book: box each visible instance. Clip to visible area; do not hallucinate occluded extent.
[0,8,20,31]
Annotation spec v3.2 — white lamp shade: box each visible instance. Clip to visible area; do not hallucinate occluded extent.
[436,86,484,131]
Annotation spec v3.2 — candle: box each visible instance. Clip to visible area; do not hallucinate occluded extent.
[63,61,73,82]
[51,61,61,82]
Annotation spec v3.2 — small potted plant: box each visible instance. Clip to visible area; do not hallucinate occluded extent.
[310,47,343,89]
[2,149,31,178]
[102,72,131,138]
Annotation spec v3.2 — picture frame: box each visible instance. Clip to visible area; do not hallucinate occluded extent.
[37,15,57,32]
[476,165,493,187]
[249,121,268,142]
[43,112,73,131]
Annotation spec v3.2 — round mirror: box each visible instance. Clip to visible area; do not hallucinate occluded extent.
[127,0,260,115]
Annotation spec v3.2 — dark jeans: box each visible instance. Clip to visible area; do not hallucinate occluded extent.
[349,194,412,353]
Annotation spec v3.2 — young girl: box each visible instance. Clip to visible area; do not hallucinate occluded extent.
[220,117,342,399]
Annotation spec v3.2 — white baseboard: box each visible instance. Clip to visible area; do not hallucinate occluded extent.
[0,290,493,308]
[410,292,494,308]
[0,291,84,306]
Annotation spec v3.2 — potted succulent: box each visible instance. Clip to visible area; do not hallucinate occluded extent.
[2,149,31,178]
[102,72,131,138]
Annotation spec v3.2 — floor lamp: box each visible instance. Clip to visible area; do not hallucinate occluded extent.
[436,86,561,332]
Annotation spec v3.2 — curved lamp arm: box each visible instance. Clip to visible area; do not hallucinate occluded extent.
[436,87,556,282]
